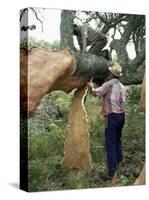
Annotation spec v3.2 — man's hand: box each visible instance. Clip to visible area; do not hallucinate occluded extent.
[86,81,94,89]
[91,88,97,96]
[87,81,97,96]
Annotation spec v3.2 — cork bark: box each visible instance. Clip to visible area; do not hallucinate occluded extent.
[62,86,92,170]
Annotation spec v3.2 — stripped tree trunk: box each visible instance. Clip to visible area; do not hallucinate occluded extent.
[20,47,109,169]
[134,74,145,185]
[62,86,92,170]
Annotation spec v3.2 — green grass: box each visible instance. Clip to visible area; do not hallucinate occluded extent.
[23,86,145,191]
[20,37,60,51]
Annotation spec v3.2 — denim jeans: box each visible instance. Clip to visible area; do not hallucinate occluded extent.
[105,112,125,177]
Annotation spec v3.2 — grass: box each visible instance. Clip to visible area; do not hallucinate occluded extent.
[24,86,145,192]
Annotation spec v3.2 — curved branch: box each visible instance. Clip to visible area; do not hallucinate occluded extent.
[121,70,144,85]
[130,50,145,72]
[110,39,129,67]
[20,8,28,21]
[30,8,44,32]
[96,12,109,25]
[96,13,127,33]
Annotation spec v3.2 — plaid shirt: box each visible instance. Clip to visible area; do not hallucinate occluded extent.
[94,79,126,116]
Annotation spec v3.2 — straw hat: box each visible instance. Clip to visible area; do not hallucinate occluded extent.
[108,63,122,77]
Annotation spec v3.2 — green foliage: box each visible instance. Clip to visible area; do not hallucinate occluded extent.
[119,175,130,185]
[24,85,145,191]
[127,85,141,104]
[28,120,66,160]
[51,91,74,119]
[20,37,60,50]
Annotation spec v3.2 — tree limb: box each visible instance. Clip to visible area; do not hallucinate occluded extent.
[30,8,44,32]
[20,8,28,21]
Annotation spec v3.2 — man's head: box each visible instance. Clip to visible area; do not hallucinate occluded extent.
[108,62,122,79]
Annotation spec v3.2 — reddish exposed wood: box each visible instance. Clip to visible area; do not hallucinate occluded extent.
[62,86,92,170]
[140,74,145,111]
[134,74,145,185]
[20,48,88,116]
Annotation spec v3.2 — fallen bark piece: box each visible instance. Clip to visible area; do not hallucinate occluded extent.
[62,86,92,170]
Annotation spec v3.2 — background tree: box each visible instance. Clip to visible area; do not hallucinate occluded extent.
[60,10,145,85]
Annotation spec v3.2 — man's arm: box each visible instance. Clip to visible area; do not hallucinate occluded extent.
[87,80,110,97]
[86,81,97,96]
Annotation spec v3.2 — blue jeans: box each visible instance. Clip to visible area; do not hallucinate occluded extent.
[105,113,125,177]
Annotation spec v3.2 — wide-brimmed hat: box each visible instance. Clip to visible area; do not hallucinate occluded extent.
[108,63,122,77]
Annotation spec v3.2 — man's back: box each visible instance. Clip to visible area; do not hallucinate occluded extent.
[94,78,126,116]
[80,24,106,45]
[73,23,108,55]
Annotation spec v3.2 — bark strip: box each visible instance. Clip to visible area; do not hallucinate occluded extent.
[62,86,92,170]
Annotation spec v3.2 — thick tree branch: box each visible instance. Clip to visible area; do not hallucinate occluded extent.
[60,10,145,85]
[121,70,144,85]
[110,15,144,72]
[96,12,109,25]
[96,13,127,34]
[110,39,129,67]
[130,49,145,72]
[73,52,110,85]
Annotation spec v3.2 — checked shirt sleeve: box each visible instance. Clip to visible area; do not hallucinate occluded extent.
[94,82,110,97]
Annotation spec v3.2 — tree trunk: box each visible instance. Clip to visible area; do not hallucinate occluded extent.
[110,15,145,85]
[20,47,109,170]
[62,86,92,170]
[60,10,75,49]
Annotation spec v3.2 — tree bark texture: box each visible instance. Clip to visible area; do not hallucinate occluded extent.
[134,74,145,185]
[109,15,145,85]
[20,47,110,116]
[60,10,75,49]
[62,86,92,170]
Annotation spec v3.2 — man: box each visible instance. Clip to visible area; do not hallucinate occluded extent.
[87,63,127,181]
[73,23,107,57]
